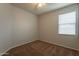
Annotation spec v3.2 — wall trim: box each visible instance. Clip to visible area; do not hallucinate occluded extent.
[40,40,79,52]
[0,40,38,56]
[1,39,79,56]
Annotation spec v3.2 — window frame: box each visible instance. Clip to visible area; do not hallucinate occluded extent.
[58,11,76,35]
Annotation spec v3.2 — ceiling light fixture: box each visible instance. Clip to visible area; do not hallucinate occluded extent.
[37,3,46,8]
[33,3,47,9]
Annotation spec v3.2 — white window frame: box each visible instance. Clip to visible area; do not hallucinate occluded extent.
[58,11,76,35]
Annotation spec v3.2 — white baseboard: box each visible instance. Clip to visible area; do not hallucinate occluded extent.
[0,48,11,56]
[40,40,79,52]
[0,39,38,56]
[1,39,79,56]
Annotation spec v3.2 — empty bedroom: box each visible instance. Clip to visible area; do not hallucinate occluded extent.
[0,3,79,56]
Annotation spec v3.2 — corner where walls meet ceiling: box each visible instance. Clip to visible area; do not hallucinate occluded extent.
[11,3,73,15]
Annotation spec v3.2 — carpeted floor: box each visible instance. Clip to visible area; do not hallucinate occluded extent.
[2,40,79,56]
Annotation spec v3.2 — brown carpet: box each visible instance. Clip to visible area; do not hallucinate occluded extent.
[2,40,79,56]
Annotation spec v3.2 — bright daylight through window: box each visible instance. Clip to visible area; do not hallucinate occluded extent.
[58,11,76,35]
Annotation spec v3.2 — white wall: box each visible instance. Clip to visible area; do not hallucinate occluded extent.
[12,5,38,46]
[38,4,79,51]
[0,4,14,54]
[1,3,79,55]
[0,3,38,54]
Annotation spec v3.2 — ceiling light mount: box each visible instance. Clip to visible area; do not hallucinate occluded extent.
[32,3,47,10]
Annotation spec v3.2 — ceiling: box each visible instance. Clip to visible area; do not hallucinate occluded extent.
[11,3,73,15]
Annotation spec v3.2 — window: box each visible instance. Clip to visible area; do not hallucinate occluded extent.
[58,11,76,35]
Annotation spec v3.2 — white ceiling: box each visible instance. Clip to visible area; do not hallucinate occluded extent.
[11,3,73,15]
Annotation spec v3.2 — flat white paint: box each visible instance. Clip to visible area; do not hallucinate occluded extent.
[38,4,79,51]
[11,3,73,15]
[12,5,38,46]
[0,3,79,55]
[0,3,38,54]
[0,4,14,54]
